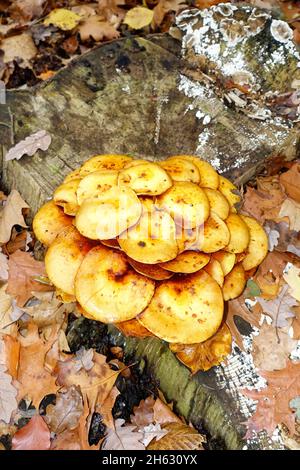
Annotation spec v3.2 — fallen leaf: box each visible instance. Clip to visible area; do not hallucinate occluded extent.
[0,190,28,244]
[100,386,119,430]
[115,319,154,338]
[257,284,297,327]
[242,176,285,224]
[0,365,18,423]
[5,130,51,161]
[1,33,37,65]
[78,398,99,450]
[23,291,72,327]
[45,386,83,434]
[0,284,15,331]
[283,263,300,302]
[57,352,121,418]
[226,298,261,350]
[290,397,300,421]
[7,250,52,307]
[5,228,30,254]
[50,428,81,450]
[246,279,261,297]
[0,252,8,281]
[1,334,20,378]
[280,163,300,203]
[74,347,94,372]
[44,8,81,31]
[79,16,120,42]
[12,415,51,450]
[279,198,300,232]
[252,324,298,371]
[152,0,186,27]
[242,360,300,436]
[124,7,154,30]
[102,418,145,450]
[153,397,181,426]
[147,422,205,450]
[62,36,79,55]
[130,396,155,427]
[16,323,59,407]
[170,324,232,373]
[264,226,280,252]
[142,423,168,446]
[10,0,46,21]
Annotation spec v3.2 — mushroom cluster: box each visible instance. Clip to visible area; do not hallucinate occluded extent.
[33,154,268,345]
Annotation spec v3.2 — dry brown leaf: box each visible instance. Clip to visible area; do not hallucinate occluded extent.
[242,360,300,437]
[280,163,300,203]
[100,386,119,430]
[7,250,53,307]
[5,130,51,161]
[50,428,81,450]
[0,190,29,244]
[5,228,30,254]
[152,0,186,27]
[1,334,20,378]
[45,385,83,434]
[0,365,18,423]
[102,418,145,450]
[279,198,300,231]
[147,422,205,450]
[1,33,37,64]
[10,0,46,21]
[16,323,59,407]
[252,324,298,371]
[78,398,99,450]
[57,351,121,419]
[257,284,297,327]
[0,252,8,281]
[130,396,155,427]
[153,398,181,426]
[12,415,51,450]
[23,291,73,328]
[79,16,120,42]
[242,177,285,224]
[226,298,261,350]
[170,324,232,373]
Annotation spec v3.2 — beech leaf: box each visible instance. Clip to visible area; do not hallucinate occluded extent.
[147,422,205,450]
[0,190,29,244]
[79,16,120,42]
[44,8,81,31]
[124,7,154,30]
[5,130,51,161]
[12,415,51,450]
[283,263,300,302]
[279,198,300,232]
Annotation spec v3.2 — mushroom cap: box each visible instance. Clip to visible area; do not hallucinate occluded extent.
[33,200,73,247]
[75,245,155,323]
[138,270,224,344]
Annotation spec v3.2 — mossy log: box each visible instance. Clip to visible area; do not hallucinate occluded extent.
[0,4,298,449]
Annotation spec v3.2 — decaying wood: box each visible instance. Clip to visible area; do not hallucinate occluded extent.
[0,5,299,449]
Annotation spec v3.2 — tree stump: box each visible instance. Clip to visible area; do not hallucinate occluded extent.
[0,4,299,449]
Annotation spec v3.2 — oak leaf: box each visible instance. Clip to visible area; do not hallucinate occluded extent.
[79,16,120,42]
[100,386,120,430]
[257,284,297,327]
[12,415,51,450]
[252,324,298,371]
[16,323,59,407]
[10,0,46,21]
[102,418,145,450]
[242,360,300,436]
[0,190,28,244]
[0,252,8,281]
[279,163,300,203]
[152,0,186,27]
[170,324,232,373]
[7,250,53,307]
[226,298,261,350]
[5,130,51,161]
[45,385,83,434]
[50,428,81,450]
[130,396,155,427]
[57,351,121,418]
[23,291,72,327]
[147,422,205,450]
[153,397,181,426]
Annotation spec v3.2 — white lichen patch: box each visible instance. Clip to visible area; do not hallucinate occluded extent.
[270,19,294,44]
